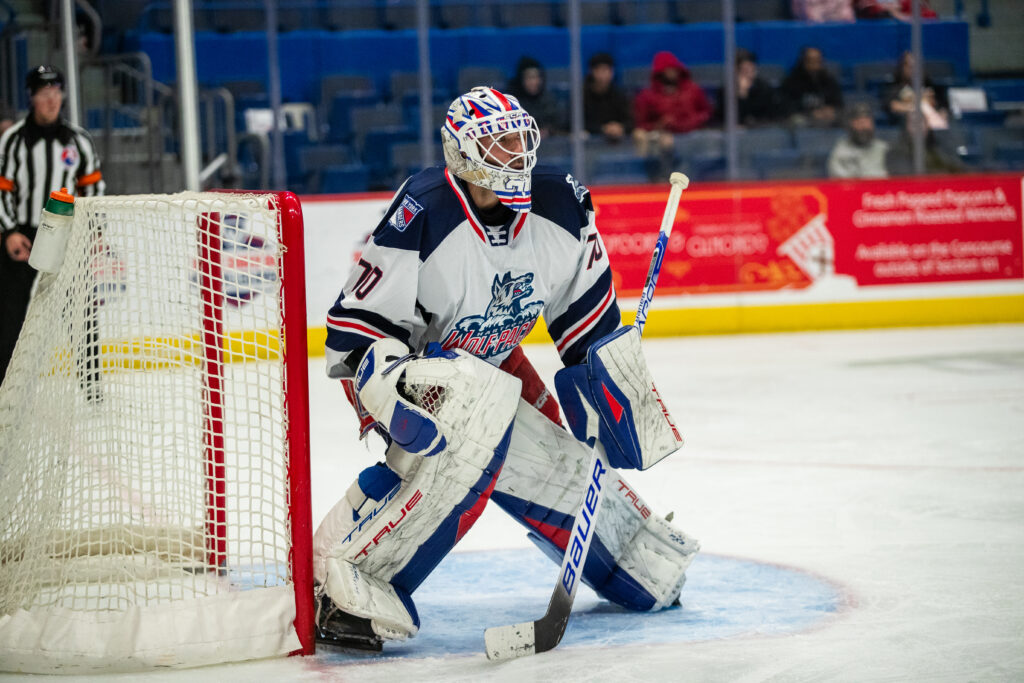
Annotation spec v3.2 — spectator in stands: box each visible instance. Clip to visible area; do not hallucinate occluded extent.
[583,52,632,143]
[854,0,937,21]
[632,50,713,162]
[828,103,890,178]
[884,51,949,128]
[780,46,844,127]
[886,109,965,175]
[717,49,783,127]
[507,56,565,138]
[790,0,854,22]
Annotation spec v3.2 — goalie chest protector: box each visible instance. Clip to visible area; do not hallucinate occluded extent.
[326,165,622,373]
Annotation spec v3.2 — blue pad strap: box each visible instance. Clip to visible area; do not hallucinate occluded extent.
[389,403,447,456]
[357,462,401,500]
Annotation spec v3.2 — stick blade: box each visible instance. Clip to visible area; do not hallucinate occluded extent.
[484,621,536,661]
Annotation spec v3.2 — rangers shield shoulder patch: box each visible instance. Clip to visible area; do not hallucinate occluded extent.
[389,195,424,232]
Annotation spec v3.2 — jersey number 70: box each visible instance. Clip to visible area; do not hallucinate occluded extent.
[586,234,604,270]
[353,258,383,299]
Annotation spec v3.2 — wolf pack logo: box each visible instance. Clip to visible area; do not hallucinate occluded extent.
[565,173,588,203]
[388,195,423,232]
[441,271,543,359]
[190,215,278,306]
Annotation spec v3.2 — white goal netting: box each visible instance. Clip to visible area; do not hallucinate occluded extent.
[0,192,312,672]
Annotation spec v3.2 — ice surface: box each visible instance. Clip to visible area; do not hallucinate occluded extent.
[3,324,1022,682]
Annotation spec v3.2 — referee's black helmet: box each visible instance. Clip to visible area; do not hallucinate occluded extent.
[26,65,64,95]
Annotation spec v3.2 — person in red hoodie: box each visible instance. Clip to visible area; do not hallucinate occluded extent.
[854,0,937,21]
[631,51,713,165]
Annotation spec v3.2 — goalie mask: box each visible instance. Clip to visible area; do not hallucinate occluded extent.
[441,87,540,212]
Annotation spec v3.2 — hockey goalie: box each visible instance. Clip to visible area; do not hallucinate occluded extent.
[313,87,699,650]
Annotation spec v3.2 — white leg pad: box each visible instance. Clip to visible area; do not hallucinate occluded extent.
[313,350,522,639]
[617,513,700,610]
[495,400,699,610]
[321,557,418,641]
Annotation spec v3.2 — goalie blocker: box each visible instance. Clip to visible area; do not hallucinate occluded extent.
[313,335,697,647]
[555,325,683,470]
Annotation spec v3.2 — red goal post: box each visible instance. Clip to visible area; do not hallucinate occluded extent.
[0,191,314,672]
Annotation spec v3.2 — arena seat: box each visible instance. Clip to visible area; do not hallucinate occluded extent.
[320,165,372,193]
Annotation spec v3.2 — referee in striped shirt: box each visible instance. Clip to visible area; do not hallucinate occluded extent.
[0,65,104,387]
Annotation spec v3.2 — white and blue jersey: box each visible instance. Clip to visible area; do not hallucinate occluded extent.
[325,165,620,376]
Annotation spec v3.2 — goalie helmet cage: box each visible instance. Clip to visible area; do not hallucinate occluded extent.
[0,191,314,673]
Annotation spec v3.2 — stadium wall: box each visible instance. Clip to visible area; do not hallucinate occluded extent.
[300,173,1024,357]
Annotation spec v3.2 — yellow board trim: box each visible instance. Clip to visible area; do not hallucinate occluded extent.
[91,330,282,371]
[305,294,1024,357]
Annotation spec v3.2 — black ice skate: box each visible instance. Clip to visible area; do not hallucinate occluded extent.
[314,588,383,652]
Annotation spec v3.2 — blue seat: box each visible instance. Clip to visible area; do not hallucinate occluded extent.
[493,0,559,27]
[736,127,793,164]
[282,130,313,189]
[794,128,844,156]
[853,61,896,94]
[982,79,1024,111]
[320,165,372,194]
[276,6,317,32]
[735,0,787,21]
[976,126,1024,161]
[553,0,614,25]
[382,0,425,30]
[687,154,726,182]
[675,129,724,162]
[322,1,384,30]
[327,93,383,143]
[994,142,1024,169]
[456,66,508,95]
[675,0,720,23]
[351,103,406,145]
[589,156,652,184]
[925,59,960,87]
[390,71,451,105]
[391,141,444,179]
[298,144,357,192]
[400,103,450,134]
[320,74,376,110]
[958,110,1008,127]
[752,148,809,180]
[689,63,725,89]
[435,0,494,28]
[361,126,418,187]
[616,0,683,24]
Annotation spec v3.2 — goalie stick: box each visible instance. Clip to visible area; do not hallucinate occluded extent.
[484,172,690,661]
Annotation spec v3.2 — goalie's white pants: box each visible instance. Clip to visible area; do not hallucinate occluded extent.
[492,400,700,611]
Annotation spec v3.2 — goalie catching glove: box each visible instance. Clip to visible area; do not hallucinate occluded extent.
[554,326,683,470]
[354,339,447,457]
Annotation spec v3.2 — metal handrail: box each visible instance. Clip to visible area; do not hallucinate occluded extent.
[199,87,240,189]
[80,51,241,192]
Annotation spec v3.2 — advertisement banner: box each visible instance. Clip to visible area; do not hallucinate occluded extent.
[592,175,1023,297]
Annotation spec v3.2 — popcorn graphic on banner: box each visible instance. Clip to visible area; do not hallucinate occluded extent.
[776,214,834,280]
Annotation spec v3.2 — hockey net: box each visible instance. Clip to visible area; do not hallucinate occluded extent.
[0,192,313,672]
